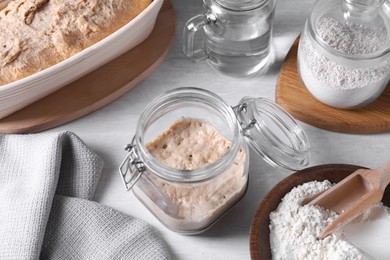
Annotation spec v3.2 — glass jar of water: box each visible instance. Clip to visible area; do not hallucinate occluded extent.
[183,0,275,77]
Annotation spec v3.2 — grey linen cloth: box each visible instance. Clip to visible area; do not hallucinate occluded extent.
[0,131,170,260]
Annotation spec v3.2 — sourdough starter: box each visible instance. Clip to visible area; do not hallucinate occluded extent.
[136,118,246,231]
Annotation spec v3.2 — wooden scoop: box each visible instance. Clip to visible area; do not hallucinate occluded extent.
[307,161,390,239]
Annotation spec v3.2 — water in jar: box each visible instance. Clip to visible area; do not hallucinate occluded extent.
[204,8,273,77]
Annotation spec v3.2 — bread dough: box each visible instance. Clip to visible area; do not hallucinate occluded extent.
[0,0,151,85]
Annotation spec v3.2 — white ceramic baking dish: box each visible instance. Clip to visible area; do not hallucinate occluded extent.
[0,0,163,119]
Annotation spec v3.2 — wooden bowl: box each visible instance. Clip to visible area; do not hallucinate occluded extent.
[249,164,390,260]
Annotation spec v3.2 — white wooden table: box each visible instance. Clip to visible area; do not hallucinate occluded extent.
[51,0,390,259]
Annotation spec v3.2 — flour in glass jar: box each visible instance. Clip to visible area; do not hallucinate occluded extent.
[298,17,390,107]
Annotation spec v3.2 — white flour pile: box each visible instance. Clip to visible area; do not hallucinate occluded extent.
[269,181,364,260]
[299,16,390,108]
[270,180,390,259]
[316,17,386,55]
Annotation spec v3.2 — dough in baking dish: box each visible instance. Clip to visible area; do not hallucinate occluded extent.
[0,0,152,85]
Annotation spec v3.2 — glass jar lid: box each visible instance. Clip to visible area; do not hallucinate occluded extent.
[234,97,310,171]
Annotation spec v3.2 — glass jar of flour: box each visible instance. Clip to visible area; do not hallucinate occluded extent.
[298,0,390,108]
[183,0,275,77]
[119,87,309,234]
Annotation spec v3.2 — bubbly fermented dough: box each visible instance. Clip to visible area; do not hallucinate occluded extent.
[140,118,247,231]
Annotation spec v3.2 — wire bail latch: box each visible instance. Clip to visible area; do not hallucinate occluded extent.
[119,143,145,191]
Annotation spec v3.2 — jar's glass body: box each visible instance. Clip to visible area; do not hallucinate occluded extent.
[297,0,390,108]
[120,88,310,234]
[183,0,275,77]
[132,142,249,233]
[131,88,249,233]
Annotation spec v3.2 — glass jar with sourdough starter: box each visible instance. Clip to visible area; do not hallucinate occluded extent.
[119,87,310,234]
[297,0,390,108]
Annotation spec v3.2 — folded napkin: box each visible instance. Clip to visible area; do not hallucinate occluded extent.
[0,131,170,260]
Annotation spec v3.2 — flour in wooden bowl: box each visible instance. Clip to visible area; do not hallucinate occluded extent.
[269,181,364,259]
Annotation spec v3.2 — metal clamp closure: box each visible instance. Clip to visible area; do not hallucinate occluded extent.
[119,144,145,191]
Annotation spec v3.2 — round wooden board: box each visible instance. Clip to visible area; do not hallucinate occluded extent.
[0,0,175,134]
[249,164,390,260]
[275,37,390,134]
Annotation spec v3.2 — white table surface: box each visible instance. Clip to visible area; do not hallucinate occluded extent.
[50,0,390,259]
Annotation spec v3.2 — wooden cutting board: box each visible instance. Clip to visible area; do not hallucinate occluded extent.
[276,37,390,134]
[0,0,175,134]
